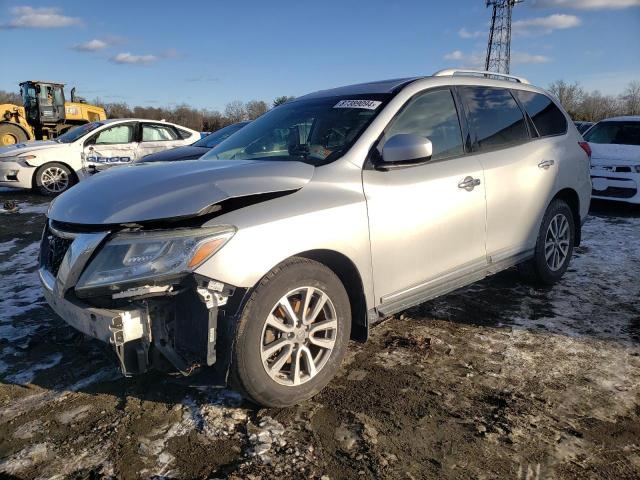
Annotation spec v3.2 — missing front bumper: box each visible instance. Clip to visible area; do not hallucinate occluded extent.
[40,269,233,378]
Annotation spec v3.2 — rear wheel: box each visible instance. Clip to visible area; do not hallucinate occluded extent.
[0,123,29,146]
[231,258,351,407]
[519,199,575,285]
[34,162,75,196]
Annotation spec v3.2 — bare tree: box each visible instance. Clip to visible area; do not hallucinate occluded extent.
[224,100,247,123]
[0,90,22,105]
[246,100,269,120]
[102,102,133,119]
[621,81,640,116]
[578,91,620,122]
[273,96,295,107]
[171,104,204,131]
[548,80,584,119]
[202,109,228,132]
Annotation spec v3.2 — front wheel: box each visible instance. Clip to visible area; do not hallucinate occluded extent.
[231,258,351,407]
[34,162,75,196]
[519,199,575,285]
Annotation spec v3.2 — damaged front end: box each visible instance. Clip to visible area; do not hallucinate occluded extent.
[39,219,247,379]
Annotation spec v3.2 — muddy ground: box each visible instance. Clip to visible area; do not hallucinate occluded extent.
[0,190,639,480]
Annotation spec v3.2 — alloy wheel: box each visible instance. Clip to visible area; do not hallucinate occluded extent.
[41,167,69,193]
[260,286,338,386]
[545,213,570,271]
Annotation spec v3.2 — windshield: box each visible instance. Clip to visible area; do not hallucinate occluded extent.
[201,95,390,164]
[584,121,640,146]
[56,122,104,144]
[193,122,248,148]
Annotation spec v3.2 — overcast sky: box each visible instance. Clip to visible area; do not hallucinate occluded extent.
[1,0,638,110]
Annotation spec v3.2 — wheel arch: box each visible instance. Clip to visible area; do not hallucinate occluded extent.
[295,249,369,343]
[31,160,79,189]
[551,188,581,246]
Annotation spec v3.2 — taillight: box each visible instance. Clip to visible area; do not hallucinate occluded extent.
[579,141,592,160]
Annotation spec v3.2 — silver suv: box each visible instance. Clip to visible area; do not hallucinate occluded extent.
[40,69,592,407]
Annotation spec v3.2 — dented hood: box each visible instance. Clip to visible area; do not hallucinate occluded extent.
[48,159,315,225]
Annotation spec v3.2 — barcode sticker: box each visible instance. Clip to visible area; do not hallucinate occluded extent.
[334,99,382,110]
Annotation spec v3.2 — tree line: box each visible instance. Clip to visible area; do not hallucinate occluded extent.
[0,90,295,132]
[548,80,639,122]
[92,95,296,132]
[1,80,638,131]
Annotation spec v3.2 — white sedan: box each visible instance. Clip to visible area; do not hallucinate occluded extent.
[0,119,200,195]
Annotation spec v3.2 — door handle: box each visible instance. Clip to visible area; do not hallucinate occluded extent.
[458,176,481,191]
[538,159,555,169]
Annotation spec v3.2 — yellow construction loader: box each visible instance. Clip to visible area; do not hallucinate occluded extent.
[0,81,107,146]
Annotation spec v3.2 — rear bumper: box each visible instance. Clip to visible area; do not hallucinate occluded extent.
[0,161,35,189]
[590,168,640,204]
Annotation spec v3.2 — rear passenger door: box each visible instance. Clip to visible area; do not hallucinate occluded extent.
[363,88,487,311]
[137,123,183,158]
[457,86,562,265]
[84,122,138,172]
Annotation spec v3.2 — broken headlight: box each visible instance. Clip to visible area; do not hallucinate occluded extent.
[75,226,235,292]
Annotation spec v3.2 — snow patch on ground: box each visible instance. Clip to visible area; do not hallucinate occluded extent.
[0,242,46,373]
[0,239,17,254]
[5,352,63,384]
[511,215,640,342]
[0,201,49,215]
[0,443,52,475]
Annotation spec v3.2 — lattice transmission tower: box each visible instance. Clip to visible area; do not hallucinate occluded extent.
[485,0,522,74]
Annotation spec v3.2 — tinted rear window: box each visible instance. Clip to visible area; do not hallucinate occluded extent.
[459,87,528,152]
[513,90,567,137]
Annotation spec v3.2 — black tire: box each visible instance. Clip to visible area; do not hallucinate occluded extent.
[231,257,351,407]
[519,199,575,285]
[34,162,76,196]
[0,122,29,146]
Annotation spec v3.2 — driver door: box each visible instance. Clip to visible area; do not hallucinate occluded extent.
[84,122,138,173]
[363,88,487,313]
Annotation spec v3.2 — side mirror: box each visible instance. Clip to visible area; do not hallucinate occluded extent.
[381,133,433,165]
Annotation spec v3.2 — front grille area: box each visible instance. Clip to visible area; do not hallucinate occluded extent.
[592,186,638,199]
[40,223,73,276]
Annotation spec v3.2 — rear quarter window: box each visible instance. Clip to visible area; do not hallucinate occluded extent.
[513,90,567,137]
[177,128,193,140]
[458,86,528,152]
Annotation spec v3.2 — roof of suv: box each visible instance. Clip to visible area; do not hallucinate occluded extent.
[298,71,540,101]
[299,77,423,100]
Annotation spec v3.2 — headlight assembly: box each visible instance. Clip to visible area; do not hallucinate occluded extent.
[76,226,235,292]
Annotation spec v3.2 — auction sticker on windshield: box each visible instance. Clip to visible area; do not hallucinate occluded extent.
[334,100,382,110]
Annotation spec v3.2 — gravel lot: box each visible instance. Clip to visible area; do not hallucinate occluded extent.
[1,190,639,480]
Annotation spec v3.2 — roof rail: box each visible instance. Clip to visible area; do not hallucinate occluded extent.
[432,69,530,85]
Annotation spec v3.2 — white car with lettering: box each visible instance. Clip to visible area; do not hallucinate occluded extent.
[0,119,199,195]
